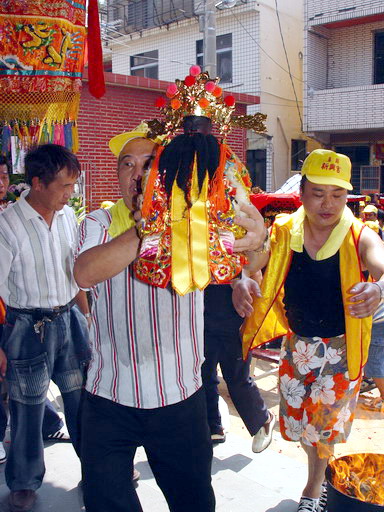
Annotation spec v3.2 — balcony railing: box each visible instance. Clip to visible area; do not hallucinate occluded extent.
[101,0,248,38]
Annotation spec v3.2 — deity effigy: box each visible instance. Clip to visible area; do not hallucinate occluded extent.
[113,66,266,295]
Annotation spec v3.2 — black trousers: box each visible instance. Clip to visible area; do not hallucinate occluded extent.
[202,284,268,436]
[81,389,215,512]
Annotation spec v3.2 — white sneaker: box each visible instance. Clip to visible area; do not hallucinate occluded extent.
[252,411,276,453]
[0,441,6,464]
[297,496,319,512]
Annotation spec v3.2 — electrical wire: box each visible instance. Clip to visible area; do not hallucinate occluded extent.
[230,11,305,84]
[274,0,303,130]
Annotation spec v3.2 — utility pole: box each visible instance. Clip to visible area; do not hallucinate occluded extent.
[202,0,217,77]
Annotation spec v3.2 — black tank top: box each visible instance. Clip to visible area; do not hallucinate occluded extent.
[283,249,345,337]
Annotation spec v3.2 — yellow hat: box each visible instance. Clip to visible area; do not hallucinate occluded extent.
[363,204,378,214]
[301,149,353,190]
[109,122,161,157]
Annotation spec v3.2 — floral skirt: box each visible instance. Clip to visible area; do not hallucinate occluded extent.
[279,332,362,446]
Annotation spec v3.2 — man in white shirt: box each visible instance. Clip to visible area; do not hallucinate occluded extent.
[0,144,89,512]
[74,125,266,512]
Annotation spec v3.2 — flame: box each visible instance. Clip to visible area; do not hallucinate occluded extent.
[329,453,384,505]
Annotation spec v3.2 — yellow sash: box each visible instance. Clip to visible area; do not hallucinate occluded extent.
[171,161,210,295]
[290,205,354,260]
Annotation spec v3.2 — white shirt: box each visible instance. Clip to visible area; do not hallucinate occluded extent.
[77,208,205,409]
[0,190,79,308]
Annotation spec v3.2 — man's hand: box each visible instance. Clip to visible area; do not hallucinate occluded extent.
[233,203,266,253]
[232,277,262,318]
[0,348,7,380]
[348,282,382,318]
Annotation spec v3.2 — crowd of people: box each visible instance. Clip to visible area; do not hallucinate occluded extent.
[0,126,383,512]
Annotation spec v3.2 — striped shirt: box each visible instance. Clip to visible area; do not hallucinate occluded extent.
[77,208,204,409]
[0,190,79,308]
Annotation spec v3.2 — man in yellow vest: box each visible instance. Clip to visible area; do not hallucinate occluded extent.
[232,149,384,512]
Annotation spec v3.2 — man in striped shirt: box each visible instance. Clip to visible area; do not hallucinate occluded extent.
[74,126,266,512]
[0,144,89,512]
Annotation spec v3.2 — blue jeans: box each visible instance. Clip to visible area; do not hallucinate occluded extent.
[0,322,61,439]
[1,306,88,491]
[202,285,268,436]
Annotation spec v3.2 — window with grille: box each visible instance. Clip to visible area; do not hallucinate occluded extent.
[361,165,380,193]
[130,50,159,78]
[291,139,307,171]
[374,31,384,85]
[196,33,232,83]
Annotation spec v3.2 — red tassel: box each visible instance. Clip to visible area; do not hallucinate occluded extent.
[87,0,106,99]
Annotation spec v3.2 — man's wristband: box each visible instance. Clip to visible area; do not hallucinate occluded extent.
[84,313,91,319]
[254,229,271,254]
[373,282,384,302]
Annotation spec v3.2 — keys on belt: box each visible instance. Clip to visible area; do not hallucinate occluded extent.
[33,317,52,342]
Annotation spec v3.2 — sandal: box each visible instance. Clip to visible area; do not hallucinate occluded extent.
[45,426,70,441]
[359,378,376,394]
[361,396,384,412]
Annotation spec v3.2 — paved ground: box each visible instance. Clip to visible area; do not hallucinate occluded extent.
[0,429,307,512]
[0,358,381,511]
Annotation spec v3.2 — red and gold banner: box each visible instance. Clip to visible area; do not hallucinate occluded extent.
[0,0,92,152]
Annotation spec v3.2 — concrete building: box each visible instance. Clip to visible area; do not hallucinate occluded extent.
[101,0,309,191]
[304,0,384,194]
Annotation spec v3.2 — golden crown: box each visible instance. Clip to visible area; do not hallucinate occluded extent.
[148,66,267,140]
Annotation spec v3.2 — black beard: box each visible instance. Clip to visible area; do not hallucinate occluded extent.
[158,133,220,202]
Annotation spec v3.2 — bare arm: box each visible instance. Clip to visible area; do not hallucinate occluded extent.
[348,227,384,318]
[359,226,384,280]
[74,226,140,289]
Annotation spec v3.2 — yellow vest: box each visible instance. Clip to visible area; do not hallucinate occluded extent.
[241,214,372,381]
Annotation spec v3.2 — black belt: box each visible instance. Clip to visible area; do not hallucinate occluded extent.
[8,298,76,321]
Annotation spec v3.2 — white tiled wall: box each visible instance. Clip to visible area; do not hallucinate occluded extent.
[305,84,384,132]
[307,0,384,26]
